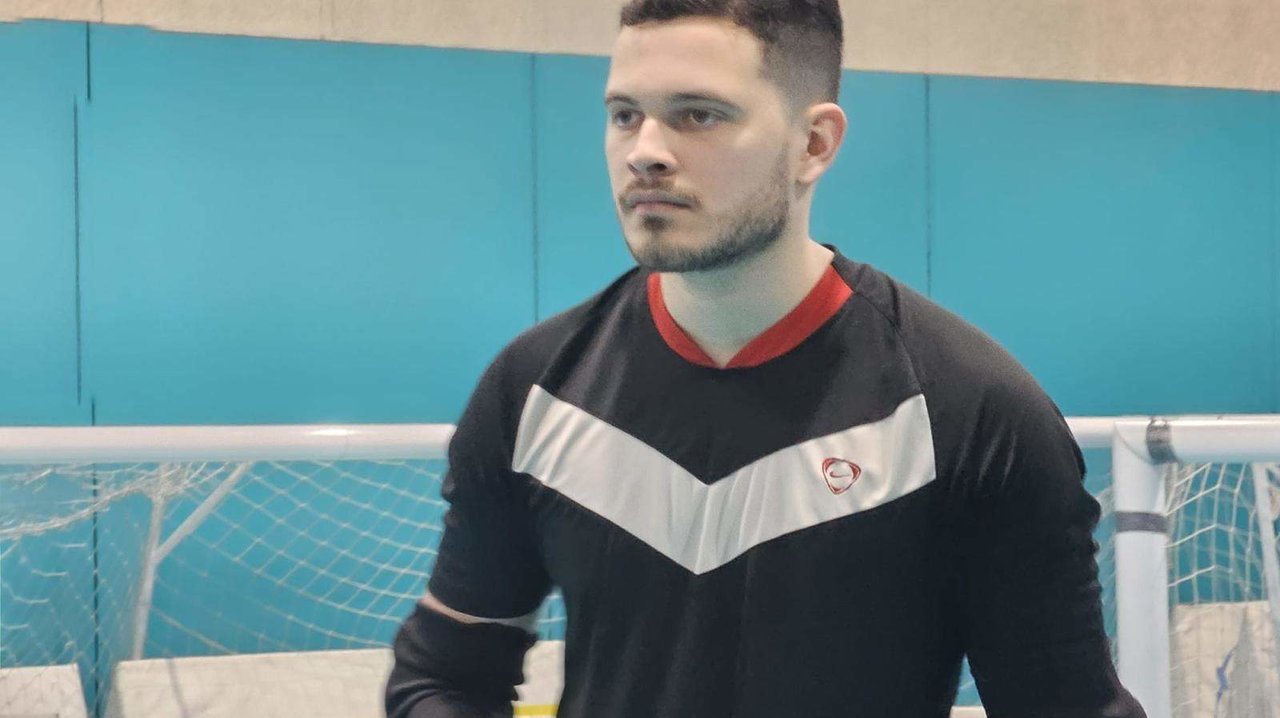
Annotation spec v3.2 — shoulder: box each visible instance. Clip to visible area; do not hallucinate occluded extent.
[837,256,1075,483]
[838,258,1036,401]
[450,267,644,467]
[478,266,645,412]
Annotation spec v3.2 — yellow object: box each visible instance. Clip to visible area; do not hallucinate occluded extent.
[514,704,557,717]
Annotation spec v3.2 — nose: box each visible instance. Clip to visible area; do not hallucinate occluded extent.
[626,117,677,181]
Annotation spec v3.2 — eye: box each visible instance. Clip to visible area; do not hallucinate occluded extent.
[611,109,641,130]
[680,108,720,128]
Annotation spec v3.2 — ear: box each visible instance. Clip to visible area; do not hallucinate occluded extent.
[796,102,847,186]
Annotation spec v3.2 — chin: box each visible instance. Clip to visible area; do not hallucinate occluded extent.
[625,232,710,273]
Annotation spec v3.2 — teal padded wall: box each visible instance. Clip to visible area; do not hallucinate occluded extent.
[0,20,96,707]
[533,55,630,319]
[1274,94,1280,407]
[0,21,89,426]
[79,26,536,426]
[812,72,930,292]
[1,26,1274,442]
[930,77,1276,416]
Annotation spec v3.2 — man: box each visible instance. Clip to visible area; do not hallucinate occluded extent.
[387,1,1146,716]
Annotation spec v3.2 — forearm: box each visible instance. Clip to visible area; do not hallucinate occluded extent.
[969,634,1145,718]
[385,603,537,718]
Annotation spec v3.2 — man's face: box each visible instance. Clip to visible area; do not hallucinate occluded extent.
[605,17,800,273]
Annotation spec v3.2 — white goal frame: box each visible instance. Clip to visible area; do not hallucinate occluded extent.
[2,415,1280,718]
[1066,415,1280,718]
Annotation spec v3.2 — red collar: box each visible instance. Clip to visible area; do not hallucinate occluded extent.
[647,265,853,369]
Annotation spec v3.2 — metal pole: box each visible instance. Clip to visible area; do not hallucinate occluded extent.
[1112,421,1172,718]
[1248,464,1280,669]
[130,469,170,660]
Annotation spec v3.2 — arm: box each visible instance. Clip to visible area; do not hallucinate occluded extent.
[385,600,536,718]
[386,354,551,718]
[957,379,1146,718]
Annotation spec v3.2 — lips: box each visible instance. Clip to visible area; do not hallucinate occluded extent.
[623,192,693,210]
[632,200,688,213]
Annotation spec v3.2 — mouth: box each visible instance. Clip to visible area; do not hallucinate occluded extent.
[622,192,694,213]
[631,200,689,214]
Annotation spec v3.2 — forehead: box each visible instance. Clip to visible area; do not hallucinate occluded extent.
[606,17,766,100]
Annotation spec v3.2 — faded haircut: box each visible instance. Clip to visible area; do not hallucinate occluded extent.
[619,0,843,111]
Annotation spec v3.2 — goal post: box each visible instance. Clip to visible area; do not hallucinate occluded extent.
[1,417,1279,718]
[1109,418,1174,718]
[0,424,464,716]
[1096,416,1280,718]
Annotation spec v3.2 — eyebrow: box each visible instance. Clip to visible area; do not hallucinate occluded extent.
[672,92,740,109]
[604,91,742,110]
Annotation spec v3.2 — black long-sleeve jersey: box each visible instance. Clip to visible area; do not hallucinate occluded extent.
[387,250,1146,718]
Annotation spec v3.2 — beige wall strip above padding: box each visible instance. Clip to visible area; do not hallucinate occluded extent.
[4,0,1280,92]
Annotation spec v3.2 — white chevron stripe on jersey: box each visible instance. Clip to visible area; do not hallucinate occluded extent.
[512,386,937,575]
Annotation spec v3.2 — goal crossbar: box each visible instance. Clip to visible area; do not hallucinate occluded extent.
[0,424,455,464]
[2,415,1280,718]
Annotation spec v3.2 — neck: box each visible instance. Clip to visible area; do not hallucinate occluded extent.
[657,230,835,367]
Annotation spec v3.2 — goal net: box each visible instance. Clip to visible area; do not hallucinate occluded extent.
[1007,459,1280,718]
[1164,461,1280,718]
[954,420,1280,718]
[1089,418,1280,718]
[1,419,1277,718]
[0,425,565,717]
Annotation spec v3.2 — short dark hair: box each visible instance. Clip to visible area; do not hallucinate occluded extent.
[619,0,843,110]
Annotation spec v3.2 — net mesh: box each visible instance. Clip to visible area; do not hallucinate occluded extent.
[1166,462,1280,718]
[0,458,565,716]
[0,444,1277,717]
[955,457,1280,717]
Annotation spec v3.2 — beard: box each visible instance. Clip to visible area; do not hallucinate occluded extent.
[620,158,791,274]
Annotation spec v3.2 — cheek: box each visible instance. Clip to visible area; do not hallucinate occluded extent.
[695,151,775,205]
[604,143,630,187]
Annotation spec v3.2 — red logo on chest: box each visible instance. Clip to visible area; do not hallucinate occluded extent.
[821,458,861,495]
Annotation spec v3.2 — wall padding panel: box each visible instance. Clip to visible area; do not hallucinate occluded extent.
[0,21,89,425]
[813,71,929,292]
[79,26,536,424]
[930,77,1275,416]
[1273,93,1280,412]
[532,54,631,319]
[0,22,95,699]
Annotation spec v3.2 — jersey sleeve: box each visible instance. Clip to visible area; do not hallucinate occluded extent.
[427,350,552,618]
[956,377,1146,718]
[385,352,552,718]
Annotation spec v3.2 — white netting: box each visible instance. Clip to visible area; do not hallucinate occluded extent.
[955,458,1280,718]
[0,458,566,716]
[3,427,1278,718]
[1061,461,1280,718]
[1166,462,1280,718]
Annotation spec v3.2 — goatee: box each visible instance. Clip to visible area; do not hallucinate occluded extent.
[624,166,791,273]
